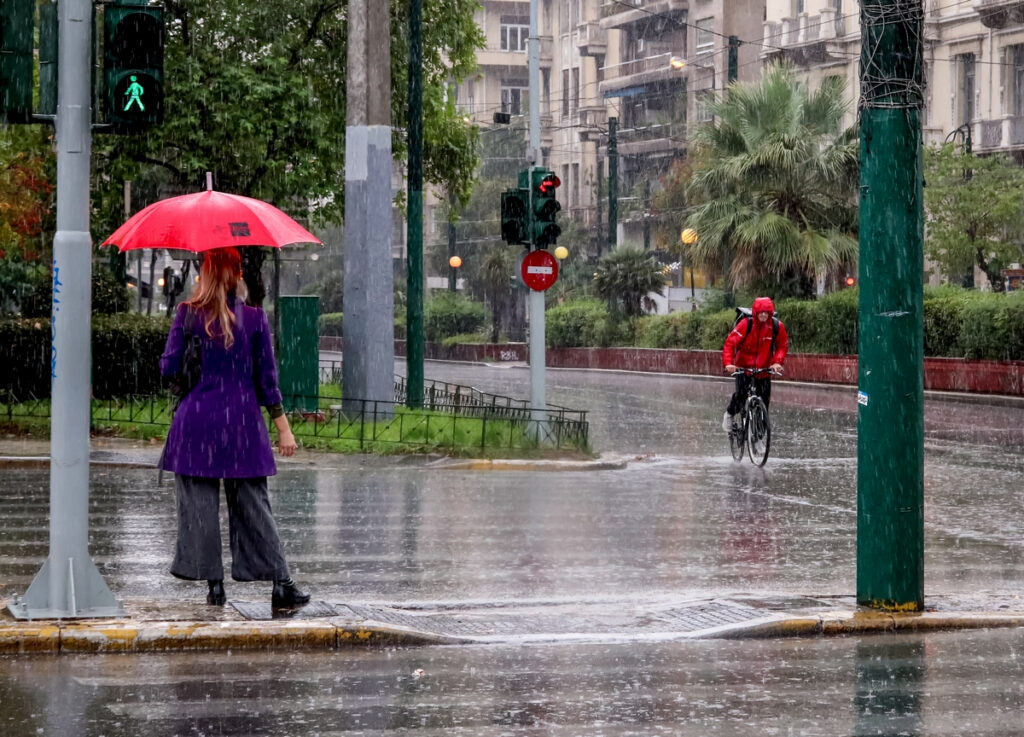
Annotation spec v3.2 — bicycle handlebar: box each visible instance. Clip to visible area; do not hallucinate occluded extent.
[730,367,782,377]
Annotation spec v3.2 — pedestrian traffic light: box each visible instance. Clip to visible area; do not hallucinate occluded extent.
[845,275,857,287]
[530,167,561,248]
[501,189,528,245]
[103,3,164,129]
[0,0,34,123]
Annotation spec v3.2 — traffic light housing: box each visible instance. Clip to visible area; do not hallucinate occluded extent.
[501,189,528,245]
[103,3,164,128]
[161,266,172,296]
[0,0,34,123]
[530,168,561,248]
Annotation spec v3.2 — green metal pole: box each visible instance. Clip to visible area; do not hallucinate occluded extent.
[727,35,739,84]
[857,0,925,612]
[406,0,424,408]
[608,116,617,249]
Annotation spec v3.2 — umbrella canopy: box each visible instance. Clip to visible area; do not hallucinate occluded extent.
[102,189,322,253]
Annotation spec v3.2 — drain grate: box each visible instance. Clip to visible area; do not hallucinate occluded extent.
[653,601,765,632]
[231,601,340,621]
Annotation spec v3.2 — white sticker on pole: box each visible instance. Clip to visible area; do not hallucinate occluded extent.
[857,391,868,406]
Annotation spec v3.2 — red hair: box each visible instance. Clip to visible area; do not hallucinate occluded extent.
[187,248,242,348]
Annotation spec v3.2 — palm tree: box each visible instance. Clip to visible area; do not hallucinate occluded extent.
[593,247,665,317]
[685,63,859,298]
[480,246,514,342]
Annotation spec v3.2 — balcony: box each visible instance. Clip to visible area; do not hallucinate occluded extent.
[599,53,684,95]
[974,0,1024,28]
[616,121,686,157]
[761,11,850,64]
[577,22,608,57]
[600,0,687,30]
[974,116,1024,150]
[578,105,608,142]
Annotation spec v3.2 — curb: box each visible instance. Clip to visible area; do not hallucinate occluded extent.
[4,609,1024,654]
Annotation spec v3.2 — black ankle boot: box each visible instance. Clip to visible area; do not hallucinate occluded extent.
[272,578,310,609]
[206,579,226,606]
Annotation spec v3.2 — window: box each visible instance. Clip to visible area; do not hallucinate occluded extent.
[697,90,714,123]
[500,16,529,52]
[695,18,714,54]
[793,0,805,15]
[501,80,528,115]
[956,53,975,126]
[1013,46,1024,118]
[572,163,580,207]
[562,69,570,116]
[571,67,580,113]
[833,0,843,35]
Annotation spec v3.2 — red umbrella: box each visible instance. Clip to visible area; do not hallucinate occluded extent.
[102,182,322,253]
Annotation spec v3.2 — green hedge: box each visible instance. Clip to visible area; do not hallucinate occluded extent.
[319,312,343,337]
[0,313,170,399]
[423,292,486,343]
[546,298,622,348]
[609,287,1024,361]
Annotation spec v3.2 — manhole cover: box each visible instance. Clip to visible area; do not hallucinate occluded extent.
[231,601,340,620]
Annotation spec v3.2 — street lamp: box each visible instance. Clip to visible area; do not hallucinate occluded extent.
[448,255,462,292]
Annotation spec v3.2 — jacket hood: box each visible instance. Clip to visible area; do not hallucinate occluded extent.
[752,296,775,315]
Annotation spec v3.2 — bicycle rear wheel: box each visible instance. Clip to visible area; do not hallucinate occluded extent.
[728,413,745,461]
[746,397,771,466]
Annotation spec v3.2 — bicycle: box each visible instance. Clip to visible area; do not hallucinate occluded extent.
[727,368,780,467]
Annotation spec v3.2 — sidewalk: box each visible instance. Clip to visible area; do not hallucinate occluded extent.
[3,437,1024,654]
[4,592,1024,654]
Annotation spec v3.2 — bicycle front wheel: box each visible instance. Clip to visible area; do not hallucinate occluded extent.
[728,416,745,461]
[746,397,771,466]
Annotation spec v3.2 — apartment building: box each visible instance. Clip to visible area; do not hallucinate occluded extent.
[762,0,1024,286]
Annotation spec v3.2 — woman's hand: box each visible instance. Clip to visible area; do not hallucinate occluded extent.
[278,430,297,457]
[272,414,297,456]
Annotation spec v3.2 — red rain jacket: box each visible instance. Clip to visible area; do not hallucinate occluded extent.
[722,296,789,369]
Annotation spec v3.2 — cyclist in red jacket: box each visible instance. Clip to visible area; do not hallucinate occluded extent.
[722,296,789,431]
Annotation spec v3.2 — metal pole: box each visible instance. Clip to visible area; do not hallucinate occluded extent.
[343,0,395,413]
[406,0,424,408]
[608,116,617,249]
[857,0,925,612]
[527,0,546,421]
[447,190,457,293]
[8,0,122,620]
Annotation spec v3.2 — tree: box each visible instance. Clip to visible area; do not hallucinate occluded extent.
[593,247,665,317]
[684,64,859,299]
[0,127,55,314]
[480,247,512,342]
[923,143,1024,291]
[90,0,484,241]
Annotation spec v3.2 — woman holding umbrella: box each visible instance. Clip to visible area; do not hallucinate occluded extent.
[158,246,310,610]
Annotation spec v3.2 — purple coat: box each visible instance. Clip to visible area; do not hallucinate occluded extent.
[159,298,283,478]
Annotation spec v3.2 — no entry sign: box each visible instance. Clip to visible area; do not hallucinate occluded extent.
[520,249,559,291]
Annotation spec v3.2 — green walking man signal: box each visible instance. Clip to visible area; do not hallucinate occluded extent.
[500,167,562,249]
[103,3,165,129]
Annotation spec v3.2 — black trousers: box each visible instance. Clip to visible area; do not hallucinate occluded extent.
[170,475,290,582]
[727,374,772,416]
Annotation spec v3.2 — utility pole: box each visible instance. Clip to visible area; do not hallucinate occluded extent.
[447,190,457,292]
[406,0,424,408]
[608,116,617,249]
[9,0,122,620]
[527,0,546,421]
[343,0,395,413]
[857,0,925,612]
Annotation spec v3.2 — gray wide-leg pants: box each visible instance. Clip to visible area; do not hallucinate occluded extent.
[170,475,290,582]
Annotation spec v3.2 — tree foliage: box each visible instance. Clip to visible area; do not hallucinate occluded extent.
[91,0,484,241]
[684,64,859,298]
[923,142,1024,291]
[593,247,665,317]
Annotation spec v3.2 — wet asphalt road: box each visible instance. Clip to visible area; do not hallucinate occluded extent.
[3,630,1024,736]
[2,362,1024,734]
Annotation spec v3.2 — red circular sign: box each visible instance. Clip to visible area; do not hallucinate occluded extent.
[520,249,559,291]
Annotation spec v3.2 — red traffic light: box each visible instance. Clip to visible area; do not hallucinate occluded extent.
[538,174,560,194]
[845,275,856,287]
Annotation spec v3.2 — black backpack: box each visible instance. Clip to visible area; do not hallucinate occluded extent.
[733,306,780,357]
